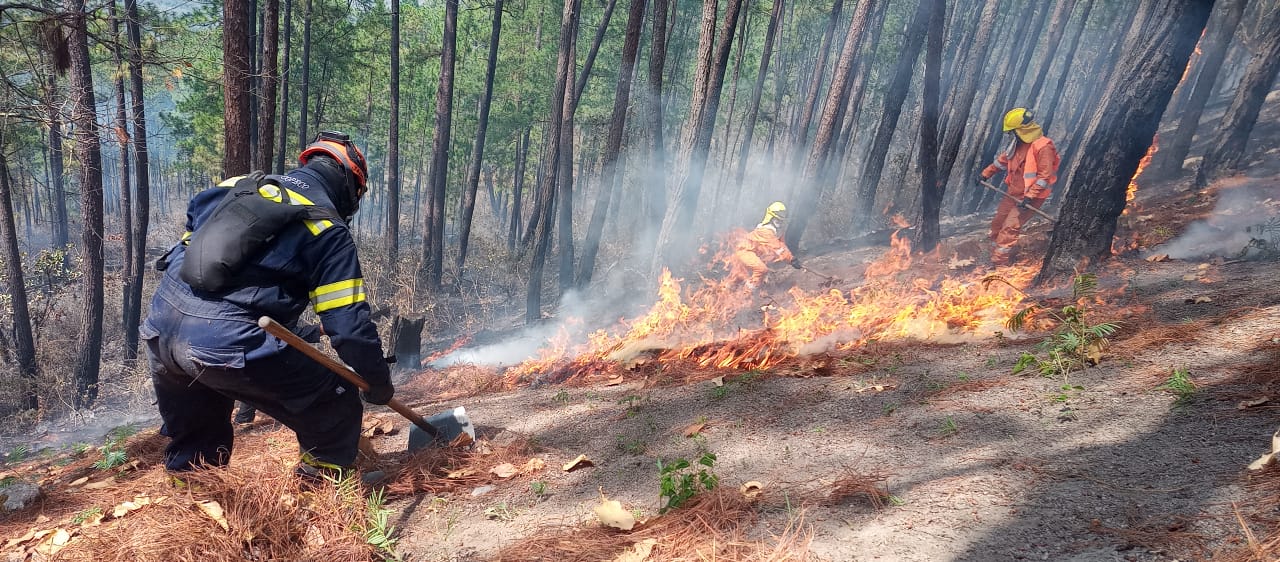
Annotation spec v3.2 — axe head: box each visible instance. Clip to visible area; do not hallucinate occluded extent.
[408,406,475,451]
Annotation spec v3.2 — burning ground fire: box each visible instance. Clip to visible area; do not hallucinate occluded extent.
[477,230,1037,387]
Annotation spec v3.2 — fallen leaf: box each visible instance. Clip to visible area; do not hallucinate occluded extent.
[5,527,38,549]
[740,481,765,500]
[378,420,397,435]
[445,468,477,479]
[1186,296,1212,304]
[854,384,896,393]
[521,458,546,474]
[196,500,229,531]
[1198,263,1210,270]
[1085,342,1104,365]
[83,479,113,490]
[34,528,72,556]
[491,463,518,478]
[1137,214,1155,222]
[947,257,975,270]
[710,376,725,387]
[604,375,625,386]
[1182,274,1199,281]
[304,525,325,548]
[593,491,636,530]
[612,538,658,562]
[683,422,707,438]
[1238,397,1270,410]
[1145,253,1169,262]
[1249,428,1280,471]
[563,454,594,472]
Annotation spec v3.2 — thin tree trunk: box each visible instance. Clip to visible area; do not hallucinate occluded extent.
[457,0,504,272]
[508,128,530,253]
[224,0,252,176]
[915,0,945,252]
[638,0,669,269]
[1041,0,1096,124]
[854,0,931,222]
[573,0,619,105]
[728,0,782,222]
[1038,0,1213,283]
[275,0,292,172]
[423,0,459,289]
[528,0,580,322]
[257,0,279,171]
[794,0,843,150]
[578,0,647,286]
[46,78,69,250]
[0,139,39,411]
[1152,0,1243,178]
[110,0,134,353]
[387,0,402,262]
[65,0,105,408]
[935,0,998,188]
[1025,0,1079,105]
[297,0,313,149]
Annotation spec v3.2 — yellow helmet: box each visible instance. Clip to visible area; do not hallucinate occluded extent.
[762,201,787,225]
[1002,107,1035,132]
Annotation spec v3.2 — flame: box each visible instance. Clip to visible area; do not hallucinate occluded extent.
[499,233,1038,386]
[1123,133,1159,215]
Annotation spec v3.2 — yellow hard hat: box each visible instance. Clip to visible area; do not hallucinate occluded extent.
[762,201,787,224]
[1002,108,1035,132]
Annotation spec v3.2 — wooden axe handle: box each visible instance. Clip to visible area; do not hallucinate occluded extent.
[980,180,1057,223]
[258,316,441,439]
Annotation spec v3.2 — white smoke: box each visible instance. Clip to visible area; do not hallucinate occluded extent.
[1153,184,1280,260]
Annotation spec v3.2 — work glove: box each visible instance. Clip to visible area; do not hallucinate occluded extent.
[977,173,989,186]
[361,382,395,406]
[1017,198,1032,210]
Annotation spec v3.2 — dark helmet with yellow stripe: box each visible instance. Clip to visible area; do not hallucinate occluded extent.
[299,131,368,221]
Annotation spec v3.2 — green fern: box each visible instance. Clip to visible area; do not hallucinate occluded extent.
[1005,274,1120,380]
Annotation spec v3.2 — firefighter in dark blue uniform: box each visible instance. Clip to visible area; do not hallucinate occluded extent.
[142,132,392,478]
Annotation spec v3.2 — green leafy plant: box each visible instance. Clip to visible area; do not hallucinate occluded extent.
[991,273,1120,380]
[93,446,128,470]
[5,445,30,464]
[363,488,399,558]
[0,476,17,487]
[530,481,547,497]
[1156,368,1196,405]
[938,416,959,437]
[71,506,103,525]
[551,390,571,404]
[657,453,718,513]
[616,436,647,455]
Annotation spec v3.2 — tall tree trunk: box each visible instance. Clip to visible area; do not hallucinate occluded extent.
[638,0,669,270]
[784,0,876,247]
[275,0,293,172]
[509,128,530,252]
[1038,0,1213,284]
[45,76,69,250]
[224,0,252,176]
[834,0,889,174]
[423,0,459,289]
[654,0,745,272]
[257,0,279,171]
[915,0,945,252]
[297,0,313,149]
[387,0,402,263]
[1150,0,1242,178]
[728,0,782,216]
[573,0,619,105]
[577,0,646,286]
[457,0,504,273]
[528,0,580,322]
[123,0,150,366]
[0,140,39,411]
[793,0,843,151]
[1025,0,1079,106]
[1041,0,1096,123]
[935,0,999,187]
[109,0,134,354]
[65,0,105,408]
[853,0,931,222]
[556,84,576,295]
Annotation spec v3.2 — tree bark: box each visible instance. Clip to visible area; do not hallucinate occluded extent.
[854,0,931,222]
[508,128,530,252]
[935,0,999,188]
[297,0,313,149]
[123,0,150,367]
[1150,0,1240,179]
[728,0,782,221]
[110,0,134,355]
[275,0,292,172]
[65,0,105,408]
[0,141,39,411]
[784,0,877,247]
[223,0,253,176]
[1025,0,1079,106]
[456,0,503,273]
[423,0,459,289]
[794,0,843,151]
[528,0,580,322]
[573,0,618,105]
[1041,0,1096,124]
[387,0,402,263]
[557,25,579,295]
[577,0,647,286]
[915,0,945,252]
[638,0,669,270]
[1037,0,1213,284]
[257,0,279,172]
[45,75,69,250]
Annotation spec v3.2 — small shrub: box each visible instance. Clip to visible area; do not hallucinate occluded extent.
[657,453,718,513]
[1156,368,1196,405]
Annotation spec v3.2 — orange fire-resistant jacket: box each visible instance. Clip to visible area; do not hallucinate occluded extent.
[736,223,793,264]
[982,136,1060,200]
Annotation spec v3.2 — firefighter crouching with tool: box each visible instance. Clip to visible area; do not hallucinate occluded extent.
[979,108,1060,265]
[731,202,799,289]
[141,131,393,482]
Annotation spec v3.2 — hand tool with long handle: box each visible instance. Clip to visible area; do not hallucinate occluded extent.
[980,180,1057,223]
[258,316,474,450]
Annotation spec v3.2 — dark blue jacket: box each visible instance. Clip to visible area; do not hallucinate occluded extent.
[143,166,390,391]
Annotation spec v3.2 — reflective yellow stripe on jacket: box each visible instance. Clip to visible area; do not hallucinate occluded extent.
[309,278,365,312]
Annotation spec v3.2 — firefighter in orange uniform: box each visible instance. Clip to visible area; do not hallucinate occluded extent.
[732,202,797,289]
[979,108,1060,265]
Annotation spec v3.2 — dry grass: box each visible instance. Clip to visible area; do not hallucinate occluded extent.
[378,435,540,497]
[811,470,892,509]
[493,488,812,561]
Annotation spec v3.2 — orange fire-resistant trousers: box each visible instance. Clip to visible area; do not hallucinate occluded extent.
[989,196,1046,264]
